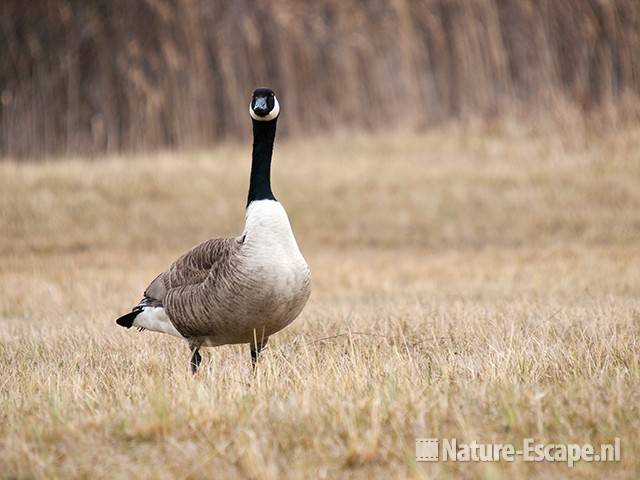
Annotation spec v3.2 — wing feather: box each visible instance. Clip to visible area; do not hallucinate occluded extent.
[140,237,242,335]
[145,237,240,298]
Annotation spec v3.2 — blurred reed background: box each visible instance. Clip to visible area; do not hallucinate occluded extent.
[1,0,639,158]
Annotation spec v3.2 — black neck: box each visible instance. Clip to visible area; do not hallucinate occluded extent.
[247,118,278,206]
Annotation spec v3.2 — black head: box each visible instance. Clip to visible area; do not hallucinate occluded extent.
[250,87,280,121]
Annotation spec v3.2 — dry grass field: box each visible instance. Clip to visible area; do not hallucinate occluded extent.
[1,124,639,478]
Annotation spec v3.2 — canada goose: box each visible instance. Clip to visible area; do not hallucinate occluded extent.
[115,87,311,373]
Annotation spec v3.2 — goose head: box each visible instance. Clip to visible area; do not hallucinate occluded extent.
[249,87,280,121]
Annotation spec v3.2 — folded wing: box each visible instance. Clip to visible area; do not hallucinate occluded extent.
[145,237,242,337]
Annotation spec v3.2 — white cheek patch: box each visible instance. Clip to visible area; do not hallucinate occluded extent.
[250,96,280,121]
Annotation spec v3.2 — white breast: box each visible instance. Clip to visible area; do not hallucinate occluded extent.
[242,200,307,266]
[238,199,311,334]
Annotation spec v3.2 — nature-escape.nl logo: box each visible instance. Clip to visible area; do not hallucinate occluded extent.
[415,438,621,467]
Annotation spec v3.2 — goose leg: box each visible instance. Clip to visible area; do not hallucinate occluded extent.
[250,337,268,370]
[188,339,204,375]
[190,348,202,374]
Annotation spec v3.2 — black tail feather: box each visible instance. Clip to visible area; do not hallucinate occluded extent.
[115,309,142,328]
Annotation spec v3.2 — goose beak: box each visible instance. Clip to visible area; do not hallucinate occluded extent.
[252,97,269,117]
[250,94,280,121]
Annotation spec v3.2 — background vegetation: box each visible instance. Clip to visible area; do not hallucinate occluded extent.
[1,0,640,157]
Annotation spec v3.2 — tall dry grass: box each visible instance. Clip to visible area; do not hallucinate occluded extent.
[1,125,639,478]
[1,0,640,157]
